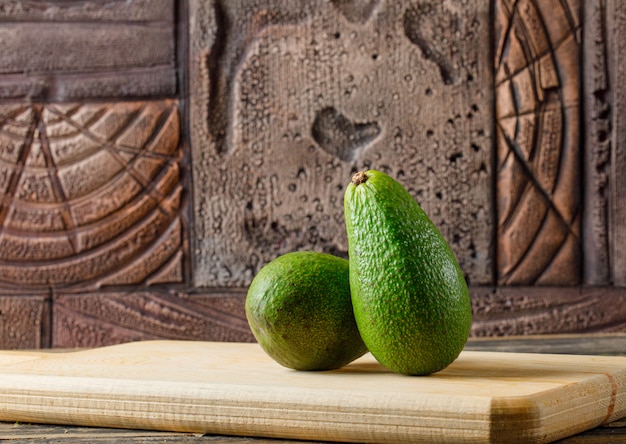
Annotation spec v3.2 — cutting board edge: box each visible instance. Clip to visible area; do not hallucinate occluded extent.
[488,367,626,443]
[2,369,625,444]
[0,371,498,444]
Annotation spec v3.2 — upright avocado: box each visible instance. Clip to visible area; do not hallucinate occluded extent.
[246,251,367,371]
[344,170,472,375]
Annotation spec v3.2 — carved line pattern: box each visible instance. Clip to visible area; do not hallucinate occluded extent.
[0,100,184,290]
[495,0,581,285]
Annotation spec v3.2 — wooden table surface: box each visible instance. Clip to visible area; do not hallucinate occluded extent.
[1,334,626,443]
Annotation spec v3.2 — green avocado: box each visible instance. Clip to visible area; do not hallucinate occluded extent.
[344,170,472,375]
[245,251,368,371]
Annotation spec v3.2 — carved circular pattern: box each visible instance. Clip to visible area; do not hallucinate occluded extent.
[0,100,183,290]
[494,0,581,285]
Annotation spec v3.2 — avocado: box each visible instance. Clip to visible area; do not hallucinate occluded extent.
[245,251,368,371]
[344,170,472,375]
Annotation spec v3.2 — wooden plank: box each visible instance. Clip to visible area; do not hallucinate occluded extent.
[0,1,176,99]
[0,421,317,443]
[608,0,626,286]
[4,334,626,442]
[52,291,254,348]
[557,420,626,444]
[189,0,495,288]
[1,418,625,444]
[1,341,626,443]
[0,422,197,442]
[465,333,626,355]
[0,295,49,349]
[0,0,173,22]
[0,67,177,101]
[0,23,173,74]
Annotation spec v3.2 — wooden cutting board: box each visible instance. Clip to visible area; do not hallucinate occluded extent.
[0,341,625,444]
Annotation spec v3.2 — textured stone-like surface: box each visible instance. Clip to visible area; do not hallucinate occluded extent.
[495,0,582,285]
[0,0,176,100]
[0,0,173,21]
[608,0,626,287]
[0,101,185,291]
[190,0,494,287]
[52,291,254,348]
[0,295,49,349]
[582,0,611,285]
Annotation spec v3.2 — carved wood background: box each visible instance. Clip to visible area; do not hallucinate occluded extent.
[495,0,581,285]
[189,0,493,287]
[0,0,625,349]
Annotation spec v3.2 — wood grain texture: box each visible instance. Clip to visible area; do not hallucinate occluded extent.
[556,420,626,444]
[4,334,626,443]
[608,0,626,286]
[189,0,494,287]
[0,295,49,349]
[1,341,626,443]
[52,291,254,348]
[0,405,624,444]
[0,0,173,21]
[0,0,176,100]
[0,101,185,291]
[495,0,582,285]
[0,423,205,443]
[0,422,287,443]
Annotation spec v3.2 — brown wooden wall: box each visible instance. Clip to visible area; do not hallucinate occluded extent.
[0,0,625,349]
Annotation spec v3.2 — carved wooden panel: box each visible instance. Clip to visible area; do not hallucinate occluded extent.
[0,101,185,291]
[495,0,581,285]
[51,286,626,348]
[0,0,176,100]
[0,295,49,349]
[471,286,626,336]
[608,0,626,287]
[190,0,494,287]
[53,291,253,348]
[1,0,626,350]
[582,0,611,285]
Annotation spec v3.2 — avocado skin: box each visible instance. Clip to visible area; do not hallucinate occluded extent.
[246,251,368,371]
[344,170,472,375]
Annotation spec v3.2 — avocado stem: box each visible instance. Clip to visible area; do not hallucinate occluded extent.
[352,171,368,186]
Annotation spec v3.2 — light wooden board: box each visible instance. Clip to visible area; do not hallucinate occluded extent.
[0,341,625,444]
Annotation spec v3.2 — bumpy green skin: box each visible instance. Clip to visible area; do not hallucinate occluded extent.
[344,170,472,375]
[245,251,368,371]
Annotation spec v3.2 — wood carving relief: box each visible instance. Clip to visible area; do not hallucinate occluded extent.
[471,286,626,336]
[190,0,494,287]
[1,0,626,350]
[0,100,185,291]
[52,291,252,348]
[0,295,48,349]
[495,0,581,285]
